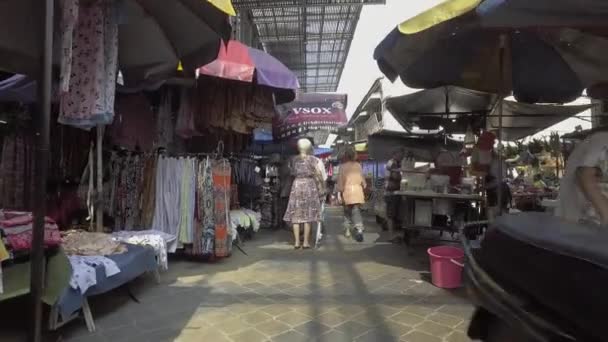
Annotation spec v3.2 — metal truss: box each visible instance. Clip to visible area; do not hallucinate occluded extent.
[233,0,385,92]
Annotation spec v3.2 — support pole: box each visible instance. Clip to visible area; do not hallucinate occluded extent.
[497,34,506,215]
[30,1,54,341]
[96,125,104,232]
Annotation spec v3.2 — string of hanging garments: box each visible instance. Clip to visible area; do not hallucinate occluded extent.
[97,146,233,259]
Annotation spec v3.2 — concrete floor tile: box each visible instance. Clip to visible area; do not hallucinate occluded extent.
[426,312,464,328]
[226,303,259,316]
[375,304,402,318]
[402,330,443,342]
[415,321,454,338]
[334,320,371,338]
[255,320,292,337]
[446,331,474,342]
[384,321,413,337]
[260,304,293,317]
[275,312,312,327]
[293,320,332,338]
[217,318,250,335]
[242,312,273,325]
[243,282,267,290]
[100,325,145,342]
[317,312,348,328]
[439,304,475,319]
[139,326,183,342]
[355,328,400,342]
[271,330,309,342]
[390,312,426,327]
[194,310,234,326]
[401,303,437,318]
[350,312,385,327]
[334,305,366,318]
[229,328,269,342]
[312,330,351,342]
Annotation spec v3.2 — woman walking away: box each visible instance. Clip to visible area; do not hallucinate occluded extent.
[337,147,366,242]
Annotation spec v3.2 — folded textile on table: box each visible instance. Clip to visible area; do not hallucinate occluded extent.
[62,230,127,256]
[0,210,61,252]
[112,230,176,271]
[68,255,121,295]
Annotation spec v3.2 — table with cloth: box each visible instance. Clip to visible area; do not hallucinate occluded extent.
[50,244,157,332]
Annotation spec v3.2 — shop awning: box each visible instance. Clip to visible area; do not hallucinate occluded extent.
[367,132,462,162]
[386,86,594,141]
[487,101,594,141]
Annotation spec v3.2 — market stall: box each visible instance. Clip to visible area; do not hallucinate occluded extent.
[0,0,238,339]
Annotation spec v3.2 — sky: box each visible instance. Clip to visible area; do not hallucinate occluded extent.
[337,0,592,140]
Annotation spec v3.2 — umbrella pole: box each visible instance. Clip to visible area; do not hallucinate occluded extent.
[497,34,507,216]
[30,0,54,341]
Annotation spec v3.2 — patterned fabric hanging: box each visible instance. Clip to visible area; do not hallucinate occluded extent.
[212,159,231,257]
[201,157,215,256]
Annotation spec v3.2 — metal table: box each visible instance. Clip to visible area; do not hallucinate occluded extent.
[390,190,484,245]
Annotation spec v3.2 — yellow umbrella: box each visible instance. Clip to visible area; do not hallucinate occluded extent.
[398,0,481,34]
[207,0,236,16]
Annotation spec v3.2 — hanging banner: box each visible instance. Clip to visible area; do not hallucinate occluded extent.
[273,93,348,140]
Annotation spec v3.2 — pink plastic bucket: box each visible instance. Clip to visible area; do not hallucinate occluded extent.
[427,246,465,289]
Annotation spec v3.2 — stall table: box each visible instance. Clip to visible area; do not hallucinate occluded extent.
[50,244,158,332]
[390,190,484,246]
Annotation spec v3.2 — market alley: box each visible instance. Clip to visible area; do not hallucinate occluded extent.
[58,208,474,342]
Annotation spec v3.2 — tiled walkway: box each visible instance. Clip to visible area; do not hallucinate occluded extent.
[56,208,473,341]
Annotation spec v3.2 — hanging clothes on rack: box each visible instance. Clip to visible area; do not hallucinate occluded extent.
[212,159,231,258]
[200,157,215,256]
[154,90,175,150]
[0,133,34,210]
[178,158,196,245]
[139,155,157,228]
[59,0,119,129]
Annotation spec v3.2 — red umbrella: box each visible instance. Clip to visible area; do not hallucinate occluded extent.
[197,40,300,104]
[198,40,255,82]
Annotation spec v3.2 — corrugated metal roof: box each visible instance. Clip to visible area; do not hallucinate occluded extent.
[233,1,385,92]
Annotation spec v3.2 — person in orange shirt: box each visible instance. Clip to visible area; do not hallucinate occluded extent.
[337,147,367,242]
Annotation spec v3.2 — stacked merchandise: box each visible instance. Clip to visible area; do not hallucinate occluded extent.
[0,211,62,294]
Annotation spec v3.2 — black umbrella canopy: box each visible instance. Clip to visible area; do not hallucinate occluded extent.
[386,86,496,117]
[0,0,232,84]
[486,100,593,141]
[385,86,496,133]
[374,0,608,104]
[384,86,593,141]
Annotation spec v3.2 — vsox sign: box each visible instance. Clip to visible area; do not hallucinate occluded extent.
[274,93,348,140]
[292,107,333,115]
